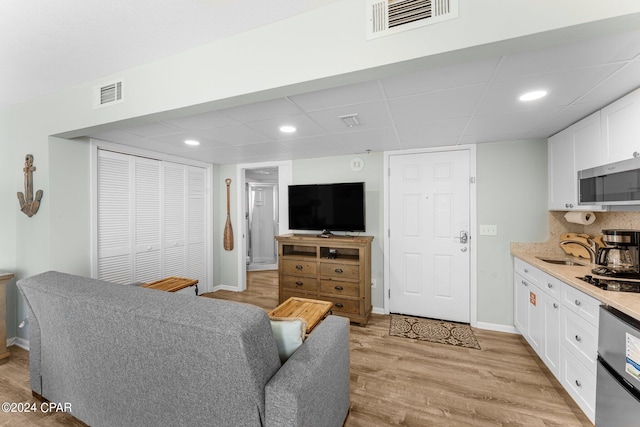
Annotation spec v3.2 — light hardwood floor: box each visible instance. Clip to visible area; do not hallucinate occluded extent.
[0,270,592,426]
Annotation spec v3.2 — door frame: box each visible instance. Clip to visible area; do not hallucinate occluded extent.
[235,160,292,291]
[383,145,477,327]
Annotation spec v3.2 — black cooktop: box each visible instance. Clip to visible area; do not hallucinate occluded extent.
[578,275,640,293]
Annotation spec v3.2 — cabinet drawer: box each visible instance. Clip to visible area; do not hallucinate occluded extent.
[321,296,360,315]
[562,284,600,327]
[514,258,542,286]
[320,263,359,280]
[560,308,598,373]
[319,279,359,297]
[282,259,317,277]
[281,275,317,293]
[541,273,562,299]
[560,346,596,423]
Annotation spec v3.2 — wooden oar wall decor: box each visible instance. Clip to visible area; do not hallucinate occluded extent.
[223,178,234,251]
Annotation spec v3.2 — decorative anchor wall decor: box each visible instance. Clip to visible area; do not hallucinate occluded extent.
[17,154,44,217]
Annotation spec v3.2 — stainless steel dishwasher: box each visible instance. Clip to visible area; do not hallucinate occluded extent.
[596,305,640,426]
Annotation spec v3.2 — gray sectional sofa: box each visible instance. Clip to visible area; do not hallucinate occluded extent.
[17,271,350,427]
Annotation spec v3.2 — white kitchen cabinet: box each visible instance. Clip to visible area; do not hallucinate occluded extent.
[540,290,561,378]
[513,258,599,423]
[601,87,640,164]
[548,118,605,211]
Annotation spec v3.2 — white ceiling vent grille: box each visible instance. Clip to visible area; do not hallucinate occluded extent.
[366,0,458,40]
[94,79,124,109]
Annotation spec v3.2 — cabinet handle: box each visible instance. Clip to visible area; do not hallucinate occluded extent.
[575,299,581,306]
[335,303,344,308]
[547,283,553,288]
[295,281,303,286]
[575,335,582,342]
[575,380,582,388]
[553,303,558,309]
[334,286,344,291]
[565,203,570,208]
[524,268,529,273]
[335,268,344,273]
[295,265,303,270]
[522,280,528,286]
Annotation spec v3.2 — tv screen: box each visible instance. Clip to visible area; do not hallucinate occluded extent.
[288,182,365,232]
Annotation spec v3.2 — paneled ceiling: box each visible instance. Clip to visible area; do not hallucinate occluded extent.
[89,29,640,164]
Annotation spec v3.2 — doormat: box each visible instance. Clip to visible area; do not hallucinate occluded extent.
[389,314,481,350]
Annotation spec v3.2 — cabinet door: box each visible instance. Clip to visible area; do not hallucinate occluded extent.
[548,129,576,210]
[527,284,543,354]
[541,292,561,379]
[514,273,529,335]
[573,111,602,172]
[601,88,640,164]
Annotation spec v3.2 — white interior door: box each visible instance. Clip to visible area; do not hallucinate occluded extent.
[389,149,471,323]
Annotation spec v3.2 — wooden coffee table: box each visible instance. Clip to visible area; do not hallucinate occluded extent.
[142,276,199,295]
[268,297,333,334]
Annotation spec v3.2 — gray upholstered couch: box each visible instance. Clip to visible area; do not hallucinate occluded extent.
[17,271,350,427]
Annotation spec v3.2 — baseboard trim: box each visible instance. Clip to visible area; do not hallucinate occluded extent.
[7,337,30,351]
[372,307,385,315]
[475,322,519,334]
[211,284,242,292]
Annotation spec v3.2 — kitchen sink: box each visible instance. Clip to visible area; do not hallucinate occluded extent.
[536,257,585,266]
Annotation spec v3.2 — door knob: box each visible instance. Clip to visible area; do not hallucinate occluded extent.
[455,230,468,244]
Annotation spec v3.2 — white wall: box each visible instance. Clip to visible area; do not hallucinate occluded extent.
[476,140,549,327]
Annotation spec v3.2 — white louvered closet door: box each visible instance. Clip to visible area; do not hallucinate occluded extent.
[97,150,133,284]
[133,157,161,283]
[187,166,207,287]
[96,149,209,287]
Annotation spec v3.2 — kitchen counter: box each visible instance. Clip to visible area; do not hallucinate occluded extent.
[511,248,640,321]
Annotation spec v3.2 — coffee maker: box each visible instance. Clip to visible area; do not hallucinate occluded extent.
[593,229,640,278]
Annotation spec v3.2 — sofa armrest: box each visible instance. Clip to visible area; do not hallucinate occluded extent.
[265,315,350,427]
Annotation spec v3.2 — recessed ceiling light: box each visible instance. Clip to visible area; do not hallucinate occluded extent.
[279,125,297,133]
[519,90,548,102]
[184,139,200,146]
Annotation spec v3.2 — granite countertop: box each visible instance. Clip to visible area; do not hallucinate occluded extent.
[511,248,640,321]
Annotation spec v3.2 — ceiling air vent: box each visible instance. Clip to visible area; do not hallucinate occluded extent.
[94,79,124,109]
[366,0,458,40]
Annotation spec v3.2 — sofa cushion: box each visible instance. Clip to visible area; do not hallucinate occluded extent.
[270,317,306,363]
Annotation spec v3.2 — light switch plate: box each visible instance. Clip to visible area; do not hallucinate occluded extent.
[479,224,498,236]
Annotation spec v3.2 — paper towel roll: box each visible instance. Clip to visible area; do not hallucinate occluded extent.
[564,211,596,225]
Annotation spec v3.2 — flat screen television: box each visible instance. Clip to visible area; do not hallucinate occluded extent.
[288,182,365,233]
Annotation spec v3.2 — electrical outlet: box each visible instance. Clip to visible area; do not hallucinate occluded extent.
[479,224,498,236]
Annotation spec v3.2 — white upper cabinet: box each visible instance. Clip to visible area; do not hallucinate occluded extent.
[601,87,640,164]
[573,111,602,172]
[548,116,605,211]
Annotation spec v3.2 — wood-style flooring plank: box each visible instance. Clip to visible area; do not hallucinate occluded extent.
[0,270,592,426]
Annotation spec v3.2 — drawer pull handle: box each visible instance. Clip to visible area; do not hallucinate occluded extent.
[295,265,303,270]
[575,335,582,342]
[335,303,344,308]
[575,299,581,306]
[295,281,303,286]
[522,280,528,286]
[524,268,529,273]
[335,286,344,291]
[553,303,558,309]
[575,380,582,388]
[335,268,344,273]
[547,283,553,288]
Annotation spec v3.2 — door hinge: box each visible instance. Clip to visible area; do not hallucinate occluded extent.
[388,229,390,238]
[470,176,476,184]
[388,289,391,298]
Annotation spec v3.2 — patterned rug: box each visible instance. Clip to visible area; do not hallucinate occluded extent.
[389,314,481,350]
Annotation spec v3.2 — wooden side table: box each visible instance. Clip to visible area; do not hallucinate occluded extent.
[142,276,199,295]
[0,272,14,360]
[268,297,333,335]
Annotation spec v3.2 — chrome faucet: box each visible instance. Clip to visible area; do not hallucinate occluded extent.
[559,238,598,264]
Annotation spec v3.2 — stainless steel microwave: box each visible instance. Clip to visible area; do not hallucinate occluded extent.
[579,156,640,205]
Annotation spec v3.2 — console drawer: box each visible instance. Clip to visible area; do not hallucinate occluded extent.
[282,275,317,293]
[319,279,359,297]
[320,263,359,280]
[280,288,315,301]
[282,259,317,277]
[320,296,360,315]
